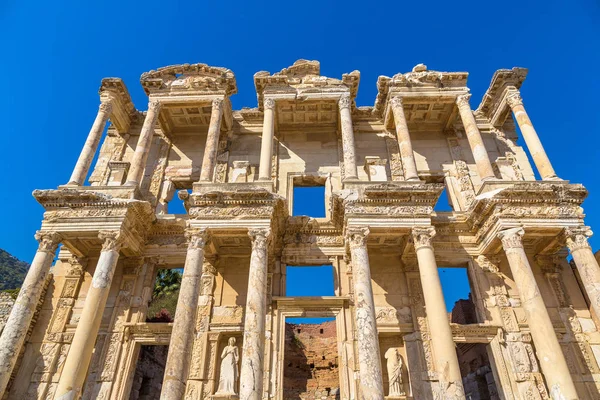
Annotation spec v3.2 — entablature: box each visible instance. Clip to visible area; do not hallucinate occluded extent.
[476,67,528,127]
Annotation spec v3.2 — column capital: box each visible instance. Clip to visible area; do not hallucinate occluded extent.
[249,227,271,250]
[411,226,436,250]
[148,99,162,113]
[564,226,593,252]
[338,94,351,110]
[264,97,276,110]
[212,98,224,110]
[34,231,62,253]
[186,228,209,250]
[98,230,123,252]
[497,227,525,250]
[476,255,500,274]
[98,99,114,115]
[390,96,404,109]
[456,94,472,108]
[346,227,370,249]
[506,90,523,108]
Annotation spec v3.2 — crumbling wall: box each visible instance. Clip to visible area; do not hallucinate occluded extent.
[0,292,15,334]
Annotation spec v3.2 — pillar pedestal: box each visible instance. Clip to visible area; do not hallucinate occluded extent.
[339,94,358,180]
[412,227,465,399]
[0,231,61,397]
[67,100,113,186]
[199,99,224,182]
[258,98,275,181]
[54,231,123,400]
[126,100,162,187]
[160,229,208,399]
[390,97,419,181]
[239,228,270,400]
[498,227,577,399]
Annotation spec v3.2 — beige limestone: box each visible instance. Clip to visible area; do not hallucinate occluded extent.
[339,94,358,180]
[566,227,600,322]
[199,99,224,182]
[126,100,162,186]
[258,98,275,180]
[390,97,419,181]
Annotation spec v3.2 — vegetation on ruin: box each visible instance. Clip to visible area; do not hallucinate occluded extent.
[0,249,29,292]
[147,269,182,322]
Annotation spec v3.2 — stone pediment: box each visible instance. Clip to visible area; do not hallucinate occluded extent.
[141,63,237,96]
[99,78,136,133]
[476,67,528,127]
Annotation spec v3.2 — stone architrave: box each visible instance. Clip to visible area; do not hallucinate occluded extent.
[455,94,495,181]
[565,227,600,322]
[411,227,465,399]
[339,94,358,180]
[199,99,224,182]
[347,227,384,399]
[0,231,61,397]
[390,97,419,181]
[160,228,208,399]
[497,227,578,399]
[239,228,271,400]
[68,99,113,186]
[258,98,275,180]
[506,91,558,180]
[54,230,123,400]
[126,100,162,186]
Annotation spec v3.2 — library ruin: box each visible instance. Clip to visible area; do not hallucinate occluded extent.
[1,59,600,399]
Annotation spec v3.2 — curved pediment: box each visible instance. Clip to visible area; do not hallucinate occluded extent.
[141,63,237,96]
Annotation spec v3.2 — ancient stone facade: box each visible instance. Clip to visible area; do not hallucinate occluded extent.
[1,60,600,399]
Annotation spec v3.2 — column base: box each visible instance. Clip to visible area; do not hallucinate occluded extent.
[212,394,239,400]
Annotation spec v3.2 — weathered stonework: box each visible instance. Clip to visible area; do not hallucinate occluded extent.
[1,60,599,400]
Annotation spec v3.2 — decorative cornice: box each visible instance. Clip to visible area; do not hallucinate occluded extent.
[476,255,499,274]
[249,228,271,251]
[264,97,276,110]
[98,230,123,252]
[186,228,209,250]
[456,94,472,109]
[35,231,62,253]
[564,226,592,252]
[346,227,370,249]
[497,227,524,250]
[505,91,523,109]
[411,226,436,250]
[338,94,351,110]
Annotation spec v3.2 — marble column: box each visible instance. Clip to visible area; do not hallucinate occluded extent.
[258,98,275,181]
[199,99,224,182]
[412,227,465,399]
[498,227,578,399]
[565,226,600,322]
[506,91,558,180]
[67,99,113,186]
[339,94,358,180]
[54,231,123,400]
[0,231,61,397]
[390,97,419,181]
[126,100,162,187]
[239,228,270,400]
[347,227,384,399]
[160,229,208,399]
[456,94,495,181]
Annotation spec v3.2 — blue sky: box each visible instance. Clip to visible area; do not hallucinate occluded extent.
[1,0,599,308]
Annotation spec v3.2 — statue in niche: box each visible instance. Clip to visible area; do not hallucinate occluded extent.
[216,337,239,395]
[385,347,405,397]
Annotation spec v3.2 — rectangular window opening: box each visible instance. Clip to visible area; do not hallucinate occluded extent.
[456,343,499,398]
[129,345,169,399]
[434,186,454,212]
[292,176,326,218]
[146,268,182,322]
[438,267,477,323]
[286,265,334,298]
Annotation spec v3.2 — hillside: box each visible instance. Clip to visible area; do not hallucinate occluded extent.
[0,249,29,291]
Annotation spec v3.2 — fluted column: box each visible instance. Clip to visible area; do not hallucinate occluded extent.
[239,228,271,400]
[258,98,275,181]
[199,99,224,182]
[506,91,557,180]
[498,227,577,399]
[390,97,419,181]
[565,226,600,322]
[412,227,465,399]
[456,94,495,181]
[55,231,123,400]
[126,100,162,187]
[67,99,113,186]
[347,227,384,399]
[0,231,61,397]
[161,229,208,399]
[339,94,358,180]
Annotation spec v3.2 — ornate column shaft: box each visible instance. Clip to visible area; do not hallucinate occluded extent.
[0,231,61,397]
[565,226,600,322]
[126,100,162,186]
[347,227,384,399]
[456,94,495,181]
[412,227,465,399]
[55,231,123,400]
[160,229,208,399]
[258,98,275,181]
[390,97,419,181]
[498,227,577,399]
[506,91,557,180]
[199,99,224,182]
[339,94,358,180]
[68,99,113,186]
[239,228,270,400]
